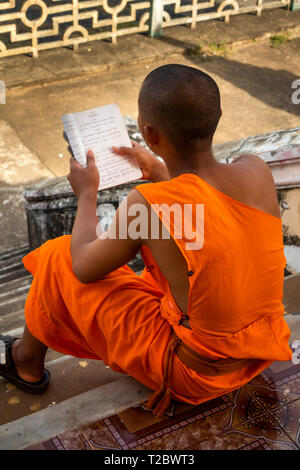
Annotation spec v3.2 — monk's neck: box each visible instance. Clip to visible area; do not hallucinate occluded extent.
[163,147,219,179]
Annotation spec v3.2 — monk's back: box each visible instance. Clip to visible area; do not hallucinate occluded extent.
[138,154,285,334]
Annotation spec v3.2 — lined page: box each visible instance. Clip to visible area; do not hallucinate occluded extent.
[62,103,142,190]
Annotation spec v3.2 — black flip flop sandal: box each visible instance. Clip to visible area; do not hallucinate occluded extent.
[0,335,51,394]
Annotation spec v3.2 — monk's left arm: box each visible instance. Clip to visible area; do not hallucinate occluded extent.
[70,190,144,283]
[67,151,99,249]
[67,151,144,283]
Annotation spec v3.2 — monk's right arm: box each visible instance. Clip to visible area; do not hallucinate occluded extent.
[112,141,170,182]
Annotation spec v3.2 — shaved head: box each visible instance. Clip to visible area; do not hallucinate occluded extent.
[138,64,221,151]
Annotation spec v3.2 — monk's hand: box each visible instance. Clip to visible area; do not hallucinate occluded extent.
[111,141,170,182]
[67,150,99,199]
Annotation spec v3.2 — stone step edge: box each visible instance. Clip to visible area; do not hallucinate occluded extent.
[0,245,29,261]
[0,376,151,450]
[0,284,30,302]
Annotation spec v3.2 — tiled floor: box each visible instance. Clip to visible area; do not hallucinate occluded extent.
[26,360,300,450]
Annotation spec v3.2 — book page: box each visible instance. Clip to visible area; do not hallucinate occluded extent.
[62,103,142,190]
[61,114,86,165]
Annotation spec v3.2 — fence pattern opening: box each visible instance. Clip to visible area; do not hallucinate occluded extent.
[0,0,291,58]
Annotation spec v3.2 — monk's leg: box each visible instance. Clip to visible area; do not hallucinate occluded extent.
[11,325,48,383]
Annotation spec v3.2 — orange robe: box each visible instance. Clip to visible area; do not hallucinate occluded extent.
[23,173,292,410]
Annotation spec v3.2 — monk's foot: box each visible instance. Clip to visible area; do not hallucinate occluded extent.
[12,339,44,383]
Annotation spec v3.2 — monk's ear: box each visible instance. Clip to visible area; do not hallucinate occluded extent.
[143,123,159,150]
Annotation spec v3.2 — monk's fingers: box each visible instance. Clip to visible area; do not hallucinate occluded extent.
[69,155,82,169]
[86,149,96,166]
[130,140,142,149]
[111,145,134,157]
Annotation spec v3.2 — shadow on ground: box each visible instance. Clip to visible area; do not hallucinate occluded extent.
[155,34,300,117]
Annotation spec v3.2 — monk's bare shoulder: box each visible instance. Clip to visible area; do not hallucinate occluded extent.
[232,153,274,183]
[231,153,280,218]
[232,153,269,170]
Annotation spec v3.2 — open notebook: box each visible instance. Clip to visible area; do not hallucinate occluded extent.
[62,103,142,190]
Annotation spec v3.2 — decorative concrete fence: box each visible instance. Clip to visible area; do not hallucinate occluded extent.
[0,0,292,58]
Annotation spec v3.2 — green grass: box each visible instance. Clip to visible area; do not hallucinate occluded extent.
[208,41,230,57]
[185,44,202,57]
[270,34,291,47]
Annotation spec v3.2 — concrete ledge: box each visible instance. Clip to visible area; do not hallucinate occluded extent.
[284,272,300,315]
[0,376,151,450]
[285,312,300,345]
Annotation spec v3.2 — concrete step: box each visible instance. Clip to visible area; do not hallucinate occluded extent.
[0,319,151,450]
[0,265,29,285]
[0,275,32,295]
[283,272,300,316]
[0,321,129,430]
[0,245,29,266]
[0,245,30,286]
[0,352,127,427]
[0,247,32,318]
[285,313,300,345]
[0,261,26,276]
[0,310,26,332]
[0,375,151,450]
[0,293,28,316]
[0,284,31,303]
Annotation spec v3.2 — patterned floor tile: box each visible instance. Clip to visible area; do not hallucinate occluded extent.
[80,420,122,450]
[132,412,231,450]
[247,361,300,407]
[222,386,298,449]
[273,375,300,397]
[225,410,297,448]
[26,430,91,450]
[55,428,92,450]
[25,442,50,450]
[267,398,300,448]
[223,386,267,428]
[259,361,300,391]
[245,383,300,412]
[104,395,232,450]
[24,361,300,450]
[191,433,297,450]
[227,412,295,447]
[248,372,273,387]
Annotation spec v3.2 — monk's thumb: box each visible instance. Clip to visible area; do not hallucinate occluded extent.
[86,150,95,164]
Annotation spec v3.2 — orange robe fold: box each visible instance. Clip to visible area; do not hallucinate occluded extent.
[23,173,292,408]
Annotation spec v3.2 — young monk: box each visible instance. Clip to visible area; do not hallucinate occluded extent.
[0,64,292,417]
